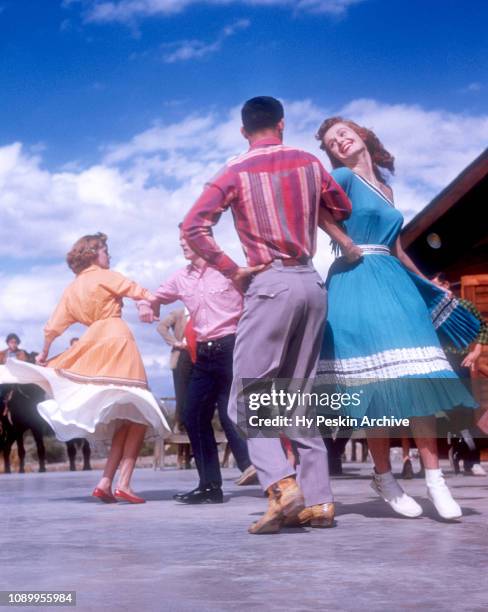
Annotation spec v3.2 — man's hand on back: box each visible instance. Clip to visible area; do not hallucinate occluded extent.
[230,264,269,293]
[342,240,363,264]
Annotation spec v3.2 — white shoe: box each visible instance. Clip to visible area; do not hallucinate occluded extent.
[468,463,487,477]
[370,471,423,518]
[425,468,462,520]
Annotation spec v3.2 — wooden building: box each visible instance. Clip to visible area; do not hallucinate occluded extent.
[402,148,487,281]
[402,148,488,413]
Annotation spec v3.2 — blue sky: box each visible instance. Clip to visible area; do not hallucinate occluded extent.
[2,0,487,166]
[1,0,487,396]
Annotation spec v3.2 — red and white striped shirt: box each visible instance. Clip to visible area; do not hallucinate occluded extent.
[181,136,352,277]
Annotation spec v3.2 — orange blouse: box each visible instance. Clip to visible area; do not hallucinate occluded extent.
[45,265,152,341]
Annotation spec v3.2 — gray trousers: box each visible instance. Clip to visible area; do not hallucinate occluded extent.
[228,260,333,506]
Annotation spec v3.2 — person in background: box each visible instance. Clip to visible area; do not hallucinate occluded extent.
[0,333,29,364]
[62,337,92,472]
[158,307,193,468]
[0,334,31,426]
[399,436,418,479]
[432,272,488,477]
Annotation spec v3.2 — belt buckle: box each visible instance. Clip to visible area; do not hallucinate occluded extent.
[199,339,218,356]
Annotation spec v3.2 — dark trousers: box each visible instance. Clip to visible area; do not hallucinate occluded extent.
[447,353,481,467]
[322,428,353,475]
[183,335,251,487]
[172,349,194,427]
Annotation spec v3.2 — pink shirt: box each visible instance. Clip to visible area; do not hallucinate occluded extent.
[153,263,242,342]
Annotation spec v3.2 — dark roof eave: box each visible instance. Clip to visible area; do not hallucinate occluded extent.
[402,147,488,247]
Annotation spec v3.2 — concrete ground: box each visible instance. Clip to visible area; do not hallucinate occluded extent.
[1,460,488,612]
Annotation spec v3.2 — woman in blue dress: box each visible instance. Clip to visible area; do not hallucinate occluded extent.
[315,117,479,520]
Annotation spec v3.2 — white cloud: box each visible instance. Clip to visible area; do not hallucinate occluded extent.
[338,98,488,216]
[2,97,487,394]
[102,115,216,163]
[162,18,250,63]
[78,0,364,23]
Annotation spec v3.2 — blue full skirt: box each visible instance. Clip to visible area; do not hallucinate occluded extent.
[316,254,479,421]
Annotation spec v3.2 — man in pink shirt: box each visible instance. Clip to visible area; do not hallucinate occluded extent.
[138,231,254,503]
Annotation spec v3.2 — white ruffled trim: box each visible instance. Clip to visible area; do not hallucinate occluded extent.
[317,345,452,381]
[431,295,458,330]
[3,360,171,442]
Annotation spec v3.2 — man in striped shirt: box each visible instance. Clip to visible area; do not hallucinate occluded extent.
[182,96,360,534]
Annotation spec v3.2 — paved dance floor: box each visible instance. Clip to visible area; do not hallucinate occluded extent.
[2,461,487,611]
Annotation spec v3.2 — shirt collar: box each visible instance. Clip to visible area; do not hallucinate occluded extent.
[249,136,282,150]
[79,264,102,275]
[187,261,208,278]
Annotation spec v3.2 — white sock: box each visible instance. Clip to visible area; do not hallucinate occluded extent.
[375,470,394,479]
[425,468,444,486]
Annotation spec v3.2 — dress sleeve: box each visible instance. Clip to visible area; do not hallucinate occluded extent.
[44,289,77,341]
[104,270,153,301]
[330,167,354,191]
[153,272,182,305]
[476,316,488,346]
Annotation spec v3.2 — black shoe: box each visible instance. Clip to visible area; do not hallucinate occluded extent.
[173,484,223,504]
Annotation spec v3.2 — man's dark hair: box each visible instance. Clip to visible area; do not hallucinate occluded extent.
[6,333,20,344]
[241,97,284,133]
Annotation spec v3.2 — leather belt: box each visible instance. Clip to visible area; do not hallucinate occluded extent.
[253,256,311,276]
[197,334,235,356]
[280,257,311,266]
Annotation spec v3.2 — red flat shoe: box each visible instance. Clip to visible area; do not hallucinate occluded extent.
[92,487,118,503]
[114,488,146,504]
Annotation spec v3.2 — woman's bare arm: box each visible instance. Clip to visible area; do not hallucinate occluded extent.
[36,337,54,365]
[318,208,363,263]
[392,238,427,279]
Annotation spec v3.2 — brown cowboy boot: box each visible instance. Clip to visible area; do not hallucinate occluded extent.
[284,502,335,528]
[275,477,305,518]
[248,477,305,535]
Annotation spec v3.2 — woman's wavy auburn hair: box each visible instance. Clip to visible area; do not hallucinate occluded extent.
[315,116,395,185]
[66,232,108,274]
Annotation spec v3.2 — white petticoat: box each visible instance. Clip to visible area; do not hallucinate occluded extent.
[2,361,171,443]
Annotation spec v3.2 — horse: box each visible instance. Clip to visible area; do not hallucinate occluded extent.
[1,351,93,473]
[0,383,49,473]
[66,438,92,471]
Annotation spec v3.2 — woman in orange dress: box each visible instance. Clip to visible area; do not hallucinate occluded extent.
[6,233,170,503]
